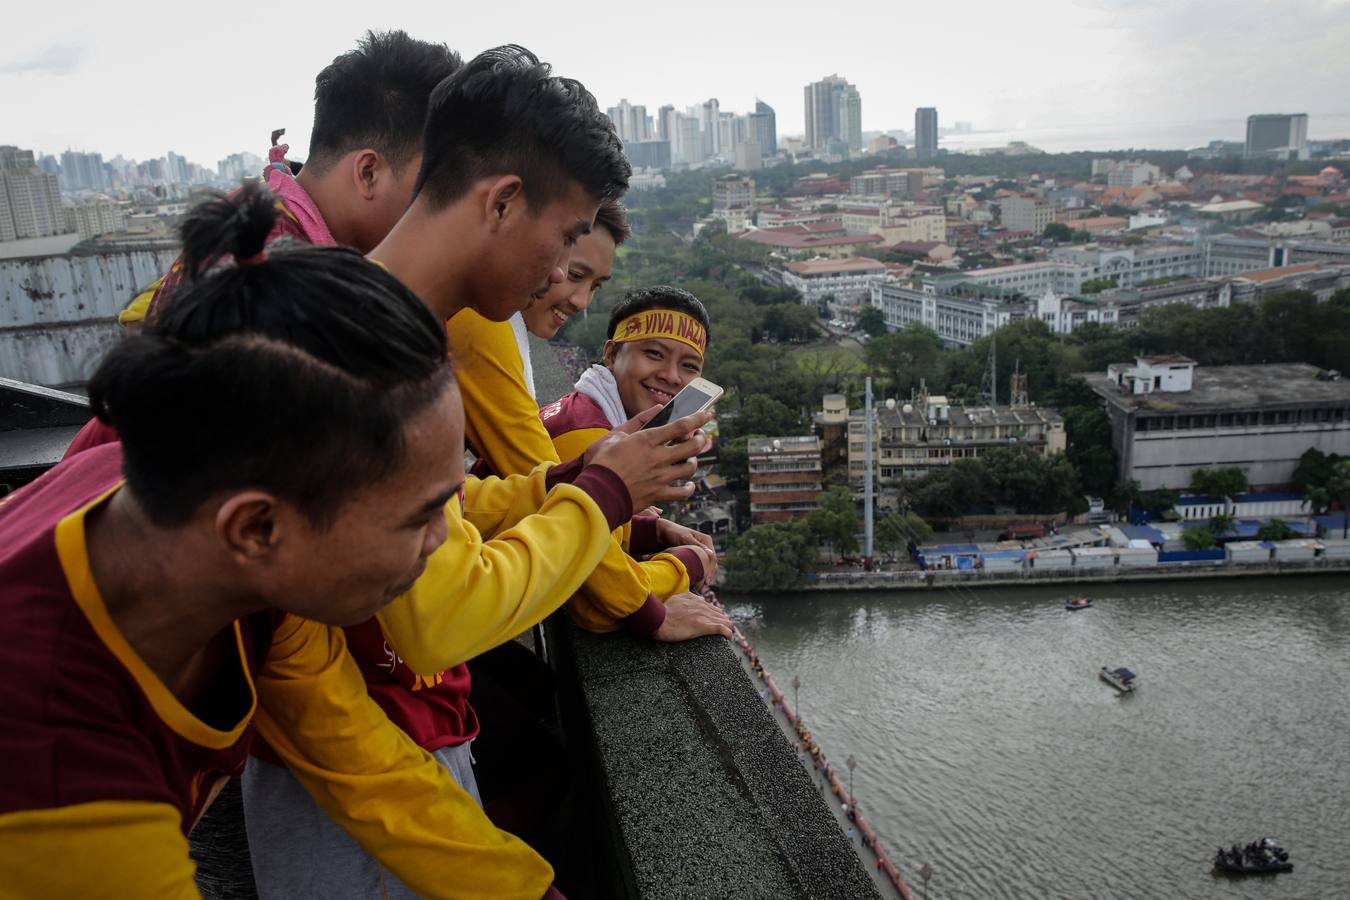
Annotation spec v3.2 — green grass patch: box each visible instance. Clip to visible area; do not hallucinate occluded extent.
[790,342,868,374]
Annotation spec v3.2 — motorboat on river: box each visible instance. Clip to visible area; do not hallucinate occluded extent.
[1065,596,1092,610]
[1214,837,1292,876]
[1099,666,1136,692]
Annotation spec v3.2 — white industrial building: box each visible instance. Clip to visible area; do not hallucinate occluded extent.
[1086,357,1350,490]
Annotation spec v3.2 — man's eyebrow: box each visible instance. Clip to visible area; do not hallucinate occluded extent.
[571,260,594,275]
[571,219,592,236]
[409,481,463,522]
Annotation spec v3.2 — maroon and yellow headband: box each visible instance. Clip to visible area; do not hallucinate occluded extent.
[612,308,707,357]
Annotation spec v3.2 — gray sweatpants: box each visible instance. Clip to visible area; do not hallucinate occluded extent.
[241,743,481,899]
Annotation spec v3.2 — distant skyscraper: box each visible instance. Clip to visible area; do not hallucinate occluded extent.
[915,107,939,160]
[804,74,860,152]
[605,99,653,143]
[165,151,191,185]
[657,104,677,142]
[1245,113,1309,160]
[677,114,703,166]
[700,98,722,157]
[751,100,777,157]
[838,86,862,155]
[59,149,108,192]
[1,145,66,241]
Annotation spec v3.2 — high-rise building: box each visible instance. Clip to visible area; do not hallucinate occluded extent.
[804,74,860,151]
[700,98,722,158]
[734,141,763,172]
[624,140,671,172]
[838,86,862,156]
[64,195,126,240]
[915,107,939,160]
[751,100,777,157]
[677,114,703,166]
[1,146,66,241]
[59,149,108,192]
[165,151,191,185]
[605,99,653,143]
[1245,113,1309,160]
[657,104,677,142]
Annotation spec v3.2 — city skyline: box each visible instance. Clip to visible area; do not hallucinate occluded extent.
[4,0,1350,165]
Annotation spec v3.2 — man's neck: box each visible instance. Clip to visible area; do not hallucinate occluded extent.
[369,203,471,321]
[85,492,262,702]
[295,167,356,248]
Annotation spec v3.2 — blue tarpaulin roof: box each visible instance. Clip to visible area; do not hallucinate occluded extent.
[1123,524,1164,544]
[1113,668,1136,680]
[1181,519,1314,539]
[934,544,979,555]
[981,550,1027,560]
[1316,512,1350,532]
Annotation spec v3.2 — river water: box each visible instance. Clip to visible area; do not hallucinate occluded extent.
[722,576,1350,899]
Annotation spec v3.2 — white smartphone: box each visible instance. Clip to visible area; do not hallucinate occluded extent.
[640,377,723,431]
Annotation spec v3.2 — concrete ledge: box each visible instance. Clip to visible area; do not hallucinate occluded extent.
[553,621,882,900]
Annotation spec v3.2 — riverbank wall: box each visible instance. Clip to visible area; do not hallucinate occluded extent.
[742,558,1350,594]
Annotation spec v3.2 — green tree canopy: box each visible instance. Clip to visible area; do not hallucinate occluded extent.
[856,305,888,338]
[723,521,815,591]
[807,486,860,556]
[1183,525,1217,551]
[1189,466,1249,499]
[876,512,932,560]
[1256,519,1297,541]
[1041,222,1072,242]
[864,322,943,396]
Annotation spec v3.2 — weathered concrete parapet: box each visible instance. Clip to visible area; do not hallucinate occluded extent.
[552,620,883,900]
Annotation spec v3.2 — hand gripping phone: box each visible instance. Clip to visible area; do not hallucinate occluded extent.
[640,377,723,431]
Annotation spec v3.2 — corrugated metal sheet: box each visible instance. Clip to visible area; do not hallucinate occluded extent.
[1,248,177,327]
[0,247,176,387]
[0,321,120,387]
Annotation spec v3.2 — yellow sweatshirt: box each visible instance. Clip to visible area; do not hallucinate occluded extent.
[447,309,698,634]
[0,456,553,900]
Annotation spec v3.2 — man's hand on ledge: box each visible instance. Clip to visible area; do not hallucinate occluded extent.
[656,518,715,556]
[668,542,717,589]
[654,592,733,643]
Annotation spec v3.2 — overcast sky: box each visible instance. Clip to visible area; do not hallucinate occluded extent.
[4,0,1349,165]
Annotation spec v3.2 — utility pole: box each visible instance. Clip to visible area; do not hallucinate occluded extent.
[864,376,874,560]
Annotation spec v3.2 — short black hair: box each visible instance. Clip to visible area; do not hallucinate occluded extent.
[594,199,631,246]
[413,45,630,211]
[606,285,711,346]
[89,184,453,529]
[307,30,462,174]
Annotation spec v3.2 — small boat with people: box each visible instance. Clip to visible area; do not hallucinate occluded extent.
[1065,596,1092,610]
[1213,837,1292,876]
[1099,666,1136,692]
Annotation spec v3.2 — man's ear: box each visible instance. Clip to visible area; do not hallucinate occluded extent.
[352,149,384,200]
[215,491,287,565]
[602,339,618,367]
[483,176,525,232]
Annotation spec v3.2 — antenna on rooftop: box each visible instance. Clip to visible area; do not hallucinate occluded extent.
[979,332,997,407]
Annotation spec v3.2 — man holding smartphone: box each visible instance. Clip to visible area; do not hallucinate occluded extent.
[541,286,722,602]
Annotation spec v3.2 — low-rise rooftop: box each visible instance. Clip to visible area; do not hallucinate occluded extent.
[1086,362,1350,413]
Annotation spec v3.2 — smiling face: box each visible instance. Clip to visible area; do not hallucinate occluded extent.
[604,331,706,419]
[267,383,465,626]
[522,226,617,339]
[471,180,600,323]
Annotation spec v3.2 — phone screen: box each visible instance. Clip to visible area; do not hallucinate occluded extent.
[641,382,720,431]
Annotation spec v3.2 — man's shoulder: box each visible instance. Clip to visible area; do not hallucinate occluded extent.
[539,392,610,436]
